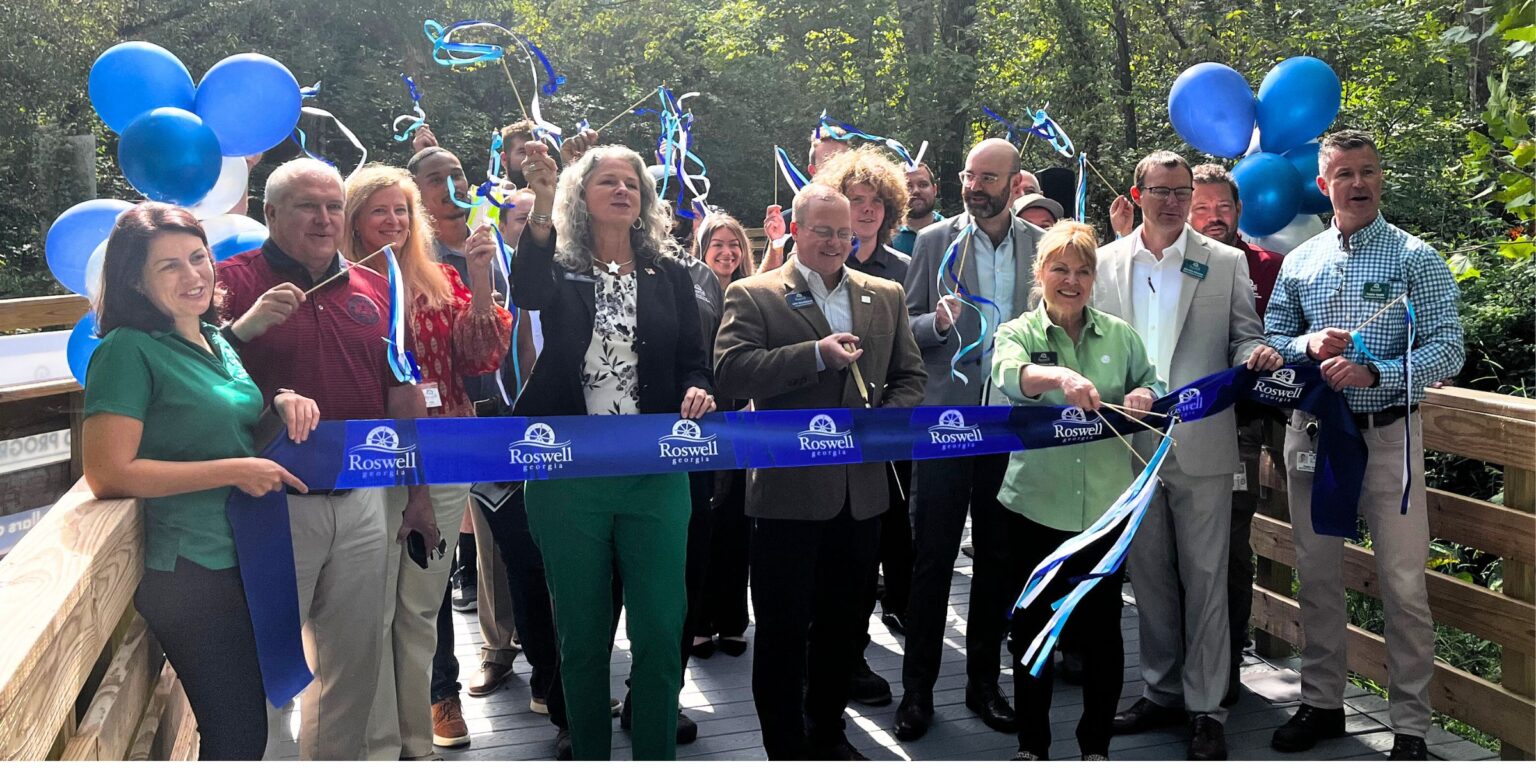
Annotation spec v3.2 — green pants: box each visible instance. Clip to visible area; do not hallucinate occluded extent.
[526,473,689,760]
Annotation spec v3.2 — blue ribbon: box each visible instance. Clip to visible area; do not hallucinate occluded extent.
[231,364,1366,698]
[637,88,712,217]
[392,74,428,143]
[226,490,312,706]
[774,146,810,193]
[815,111,923,170]
[981,105,1076,158]
[423,19,566,147]
[1075,152,1089,221]
[383,247,422,384]
[935,222,1002,383]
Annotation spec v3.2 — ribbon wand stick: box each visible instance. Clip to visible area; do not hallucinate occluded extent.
[303,245,391,298]
[593,90,662,135]
[498,58,530,121]
[1351,293,1409,333]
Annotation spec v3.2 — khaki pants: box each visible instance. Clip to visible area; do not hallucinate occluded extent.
[365,484,472,759]
[1128,451,1233,718]
[471,500,521,665]
[1286,411,1433,737]
[264,488,390,760]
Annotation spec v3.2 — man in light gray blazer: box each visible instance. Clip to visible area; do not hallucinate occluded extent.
[1095,150,1282,761]
[894,138,1043,741]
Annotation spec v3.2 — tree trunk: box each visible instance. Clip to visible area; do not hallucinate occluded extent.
[1112,0,1138,150]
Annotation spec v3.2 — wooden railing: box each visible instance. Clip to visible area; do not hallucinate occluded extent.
[0,480,197,760]
[0,295,89,481]
[1252,386,1536,759]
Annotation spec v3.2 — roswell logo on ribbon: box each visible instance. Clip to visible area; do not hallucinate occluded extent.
[340,423,421,486]
[798,413,856,460]
[508,422,575,471]
[657,418,720,467]
[1052,406,1105,443]
[1171,387,1205,419]
[1252,368,1306,404]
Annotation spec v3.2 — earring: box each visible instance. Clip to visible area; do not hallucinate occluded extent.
[631,218,644,231]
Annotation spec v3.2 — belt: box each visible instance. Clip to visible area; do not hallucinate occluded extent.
[1351,405,1418,431]
[287,488,352,498]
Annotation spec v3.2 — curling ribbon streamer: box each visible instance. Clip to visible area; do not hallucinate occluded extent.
[774,146,809,193]
[1351,296,1416,514]
[393,74,428,142]
[382,246,422,384]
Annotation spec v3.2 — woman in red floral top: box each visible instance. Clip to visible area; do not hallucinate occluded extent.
[342,164,511,759]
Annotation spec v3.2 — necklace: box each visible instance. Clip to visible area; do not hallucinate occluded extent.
[599,257,634,274]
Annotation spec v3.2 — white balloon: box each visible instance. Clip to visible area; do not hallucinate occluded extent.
[1244,126,1262,157]
[189,156,251,219]
[84,239,108,300]
[200,213,267,245]
[1244,212,1326,255]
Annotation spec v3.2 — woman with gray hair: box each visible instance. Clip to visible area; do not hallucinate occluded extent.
[512,140,715,760]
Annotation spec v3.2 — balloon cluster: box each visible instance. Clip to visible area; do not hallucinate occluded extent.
[48,42,301,384]
[1167,56,1341,237]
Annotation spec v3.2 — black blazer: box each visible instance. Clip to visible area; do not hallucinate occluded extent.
[511,227,711,417]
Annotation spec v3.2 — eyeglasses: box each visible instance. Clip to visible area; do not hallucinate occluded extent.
[805,225,855,243]
[958,170,1004,187]
[1139,186,1195,201]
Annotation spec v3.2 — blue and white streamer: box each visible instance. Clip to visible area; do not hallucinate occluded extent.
[1352,296,1416,514]
[392,74,428,143]
[1075,152,1089,221]
[935,222,1002,383]
[774,146,810,193]
[816,111,927,171]
[382,246,422,384]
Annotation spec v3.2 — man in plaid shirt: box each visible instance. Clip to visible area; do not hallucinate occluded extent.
[1262,130,1465,761]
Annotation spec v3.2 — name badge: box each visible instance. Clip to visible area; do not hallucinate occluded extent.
[1295,450,1317,473]
[1361,282,1391,301]
[1030,351,1059,365]
[1180,259,1209,280]
[1233,466,1248,492]
[786,292,815,309]
[420,381,443,409]
[563,272,597,284]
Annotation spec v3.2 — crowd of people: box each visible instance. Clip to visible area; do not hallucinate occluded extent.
[77,111,1464,763]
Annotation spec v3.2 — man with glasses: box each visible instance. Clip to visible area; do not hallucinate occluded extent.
[715,183,926,759]
[1263,130,1463,762]
[1094,150,1282,760]
[896,137,1042,741]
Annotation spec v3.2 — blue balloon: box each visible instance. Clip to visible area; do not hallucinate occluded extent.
[1232,153,1303,237]
[88,42,196,134]
[67,312,102,387]
[46,199,133,295]
[118,108,223,205]
[1283,142,1333,215]
[212,230,268,262]
[1257,56,1342,154]
[194,54,302,156]
[1168,63,1256,158]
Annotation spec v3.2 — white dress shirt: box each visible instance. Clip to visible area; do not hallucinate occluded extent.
[795,258,853,371]
[1129,226,1189,383]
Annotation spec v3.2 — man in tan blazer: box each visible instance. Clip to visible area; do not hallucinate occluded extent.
[715,183,925,760]
[1094,150,1282,761]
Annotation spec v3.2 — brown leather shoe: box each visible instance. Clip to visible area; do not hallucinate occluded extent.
[468,660,514,697]
[432,695,471,748]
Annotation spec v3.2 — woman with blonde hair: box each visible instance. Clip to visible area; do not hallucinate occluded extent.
[342,163,512,760]
[991,220,1159,761]
[692,212,755,292]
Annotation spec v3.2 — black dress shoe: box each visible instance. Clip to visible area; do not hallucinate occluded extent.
[619,694,700,744]
[1188,715,1228,760]
[850,659,893,706]
[1388,734,1427,761]
[554,728,572,761]
[717,636,748,657]
[965,682,1019,734]
[1270,704,1346,752]
[881,611,907,636]
[1111,698,1186,735]
[689,637,716,659]
[805,737,868,760]
[894,692,934,742]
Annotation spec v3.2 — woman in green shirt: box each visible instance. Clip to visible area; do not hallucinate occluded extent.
[991,220,1159,761]
[81,203,319,760]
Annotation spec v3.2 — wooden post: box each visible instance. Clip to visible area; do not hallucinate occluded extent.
[1501,466,1535,761]
[1253,434,1297,658]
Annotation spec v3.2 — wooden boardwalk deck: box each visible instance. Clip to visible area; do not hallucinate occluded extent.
[270,552,1498,761]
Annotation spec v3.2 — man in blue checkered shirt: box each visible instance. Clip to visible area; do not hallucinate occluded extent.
[1262,129,1465,762]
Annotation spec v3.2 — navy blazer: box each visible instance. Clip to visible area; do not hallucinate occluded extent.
[511,227,711,417]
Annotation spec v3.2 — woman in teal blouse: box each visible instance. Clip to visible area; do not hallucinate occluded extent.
[81,203,319,760]
[991,221,1159,761]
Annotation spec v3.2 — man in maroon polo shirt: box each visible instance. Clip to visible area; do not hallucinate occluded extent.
[218,158,434,760]
[1187,163,1287,707]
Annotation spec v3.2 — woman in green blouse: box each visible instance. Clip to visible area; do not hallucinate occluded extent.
[81,203,319,760]
[991,220,1159,761]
